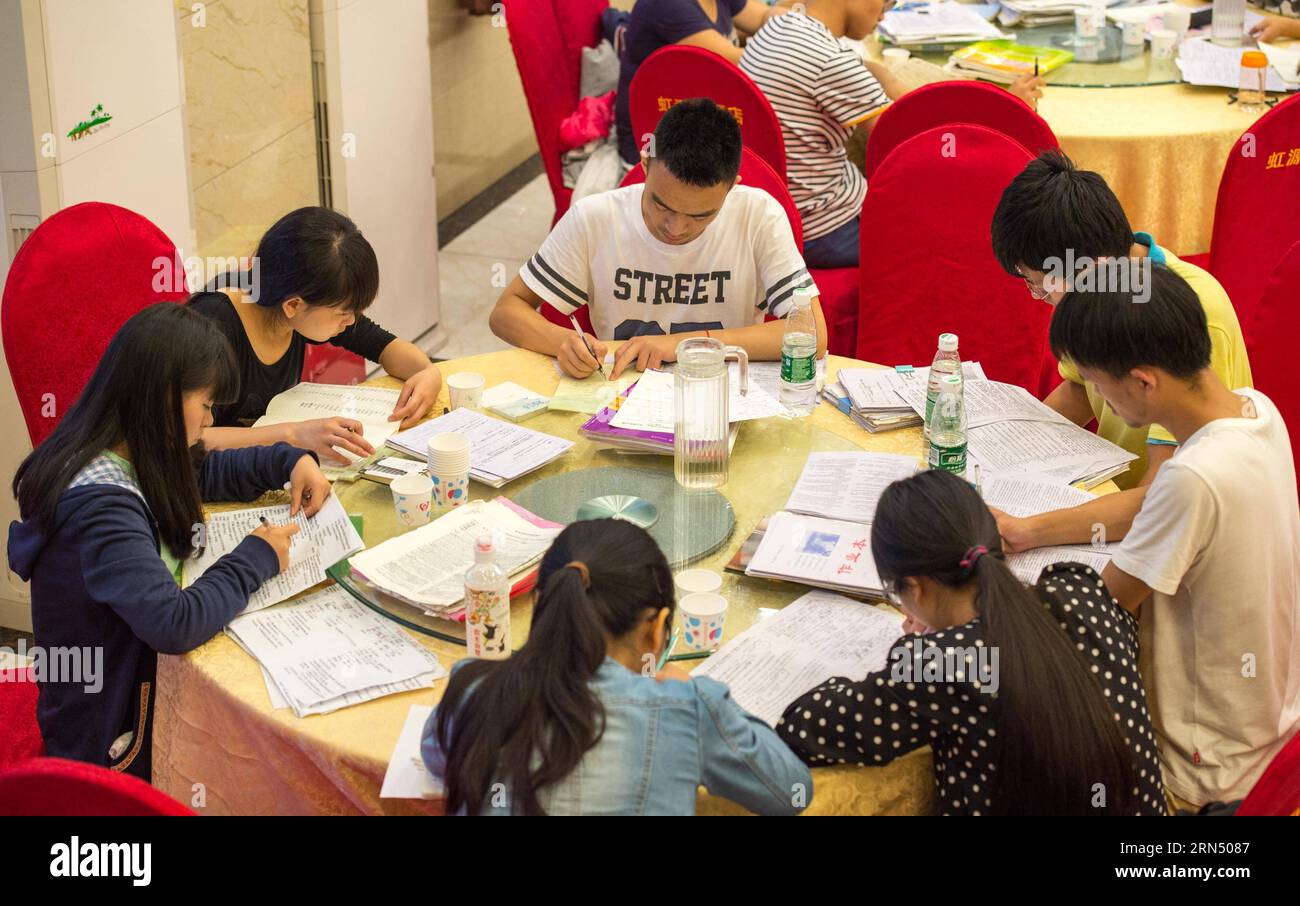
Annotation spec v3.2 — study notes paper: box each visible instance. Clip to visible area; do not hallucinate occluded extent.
[1006,545,1113,585]
[381,705,446,799]
[548,371,637,414]
[609,368,788,433]
[1177,37,1294,92]
[837,362,987,412]
[981,474,1115,582]
[387,407,573,486]
[693,590,903,726]
[967,418,1136,480]
[253,382,402,469]
[747,511,883,595]
[894,378,1070,428]
[225,585,446,718]
[183,493,365,615]
[348,498,562,613]
[784,452,920,524]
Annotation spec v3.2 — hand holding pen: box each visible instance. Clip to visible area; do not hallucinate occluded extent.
[558,313,609,380]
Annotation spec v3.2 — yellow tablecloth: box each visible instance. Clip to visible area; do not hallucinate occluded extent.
[152,349,947,815]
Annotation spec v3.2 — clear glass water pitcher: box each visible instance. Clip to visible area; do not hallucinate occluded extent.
[674,337,748,489]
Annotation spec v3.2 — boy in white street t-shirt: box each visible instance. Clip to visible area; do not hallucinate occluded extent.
[1048,263,1300,810]
[489,98,826,379]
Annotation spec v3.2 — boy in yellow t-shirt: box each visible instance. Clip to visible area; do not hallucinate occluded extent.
[986,151,1252,552]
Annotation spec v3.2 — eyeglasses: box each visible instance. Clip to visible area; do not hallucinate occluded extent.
[1014,267,1051,300]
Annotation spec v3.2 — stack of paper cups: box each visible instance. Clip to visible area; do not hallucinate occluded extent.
[428,432,471,513]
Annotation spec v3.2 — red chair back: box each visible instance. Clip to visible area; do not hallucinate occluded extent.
[863,80,1058,182]
[0,757,195,816]
[1237,730,1300,816]
[856,124,1045,389]
[301,345,364,385]
[1,202,188,447]
[0,667,43,771]
[628,45,787,179]
[503,0,609,225]
[1246,239,1300,497]
[1206,93,1300,330]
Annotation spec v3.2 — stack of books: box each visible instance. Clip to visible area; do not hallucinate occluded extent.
[947,41,1074,82]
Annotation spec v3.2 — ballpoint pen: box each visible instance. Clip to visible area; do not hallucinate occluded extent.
[568,313,607,380]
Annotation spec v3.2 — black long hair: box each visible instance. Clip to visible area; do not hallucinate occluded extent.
[214,206,378,315]
[437,519,676,815]
[871,470,1138,816]
[13,303,239,558]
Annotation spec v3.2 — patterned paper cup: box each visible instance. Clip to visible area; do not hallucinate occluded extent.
[679,592,728,652]
[431,468,470,513]
[390,473,434,527]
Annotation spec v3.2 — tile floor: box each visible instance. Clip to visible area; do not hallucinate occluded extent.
[433,173,554,362]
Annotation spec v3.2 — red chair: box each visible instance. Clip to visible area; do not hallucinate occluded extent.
[1237,731,1300,816]
[503,0,609,225]
[856,124,1046,390]
[0,757,195,816]
[628,45,787,180]
[1194,93,1300,330]
[2,202,189,447]
[301,344,364,385]
[863,80,1058,182]
[618,150,860,354]
[1245,239,1300,497]
[0,666,43,771]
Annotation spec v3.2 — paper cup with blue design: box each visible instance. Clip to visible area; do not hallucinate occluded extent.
[679,592,728,652]
[390,473,434,527]
[427,433,471,513]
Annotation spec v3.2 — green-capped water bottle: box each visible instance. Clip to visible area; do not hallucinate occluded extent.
[927,373,967,476]
[779,287,818,417]
[923,333,960,443]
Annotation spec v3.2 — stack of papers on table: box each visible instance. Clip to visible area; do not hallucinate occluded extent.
[966,413,1137,488]
[834,362,986,432]
[183,494,365,614]
[692,590,904,727]
[980,474,1116,582]
[879,2,1007,45]
[386,407,573,487]
[225,586,446,718]
[253,382,402,479]
[998,0,1122,28]
[745,511,885,597]
[784,452,921,523]
[347,498,562,619]
[481,381,550,422]
[1177,37,1296,92]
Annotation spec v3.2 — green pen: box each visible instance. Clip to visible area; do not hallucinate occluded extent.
[657,628,681,671]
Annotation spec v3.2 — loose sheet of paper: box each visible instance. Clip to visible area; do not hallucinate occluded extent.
[225,585,446,717]
[748,511,882,593]
[609,368,787,432]
[893,378,1070,428]
[980,473,1098,517]
[348,499,561,612]
[693,590,903,726]
[1177,37,1294,92]
[1007,545,1113,585]
[967,419,1135,480]
[255,382,402,469]
[784,452,920,524]
[548,371,637,414]
[183,493,364,614]
[388,407,573,483]
[381,705,446,799]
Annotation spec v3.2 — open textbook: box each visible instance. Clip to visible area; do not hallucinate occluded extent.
[183,493,365,614]
[348,497,562,617]
[784,451,920,524]
[981,474,1115,583]
[746,511,884,597]
[387,407,573,487]
[225,585,445,718]
[693,590,904,726]
[253,382,402,476]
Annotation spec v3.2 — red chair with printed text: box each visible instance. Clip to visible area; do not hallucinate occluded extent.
[1,202,189,447]
[503,0,610,224]
[863,80,1058,182]
[616,150,860,354]
[1245,239,1300,498]
[0,667,43,771]
[628,45,787,180]
[856,124,1047,390]
[1189,93,1300,329]
[0,757,195,816]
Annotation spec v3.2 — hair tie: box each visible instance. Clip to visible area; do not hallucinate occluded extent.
[564,561,591,589]
[959,546,988,572]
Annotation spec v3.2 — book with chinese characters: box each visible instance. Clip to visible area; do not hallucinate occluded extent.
[744,511,885,598]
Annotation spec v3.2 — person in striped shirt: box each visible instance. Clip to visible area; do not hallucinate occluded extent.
[741,1,1043,267]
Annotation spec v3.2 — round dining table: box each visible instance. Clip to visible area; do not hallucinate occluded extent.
[152,346,1114,815]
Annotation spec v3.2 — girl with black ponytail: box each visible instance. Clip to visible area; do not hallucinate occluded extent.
[422,518,812,815]
[778,469,1167,816]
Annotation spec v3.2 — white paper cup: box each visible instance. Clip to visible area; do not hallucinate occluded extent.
[1150,28,1177,59]
[674,568,722,597]
[430,467,470,512]
[427,432,470,473]
[1121,20,1144,46]
[679,592,728,652]
[882,47,911,66]
[1074,6,1104,38]
[1163,6,1191,34]
[390,473,434,527]
[448,372,485,410]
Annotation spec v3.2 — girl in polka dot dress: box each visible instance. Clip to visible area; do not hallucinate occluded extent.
[777,470,1167,816]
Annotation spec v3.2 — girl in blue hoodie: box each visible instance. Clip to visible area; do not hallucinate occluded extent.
[8,303,329,780]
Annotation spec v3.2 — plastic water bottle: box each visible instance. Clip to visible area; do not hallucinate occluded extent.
[465,534,511,660]
[927,374,968,476]
[923,333,960,442]
[779,287,819,417]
